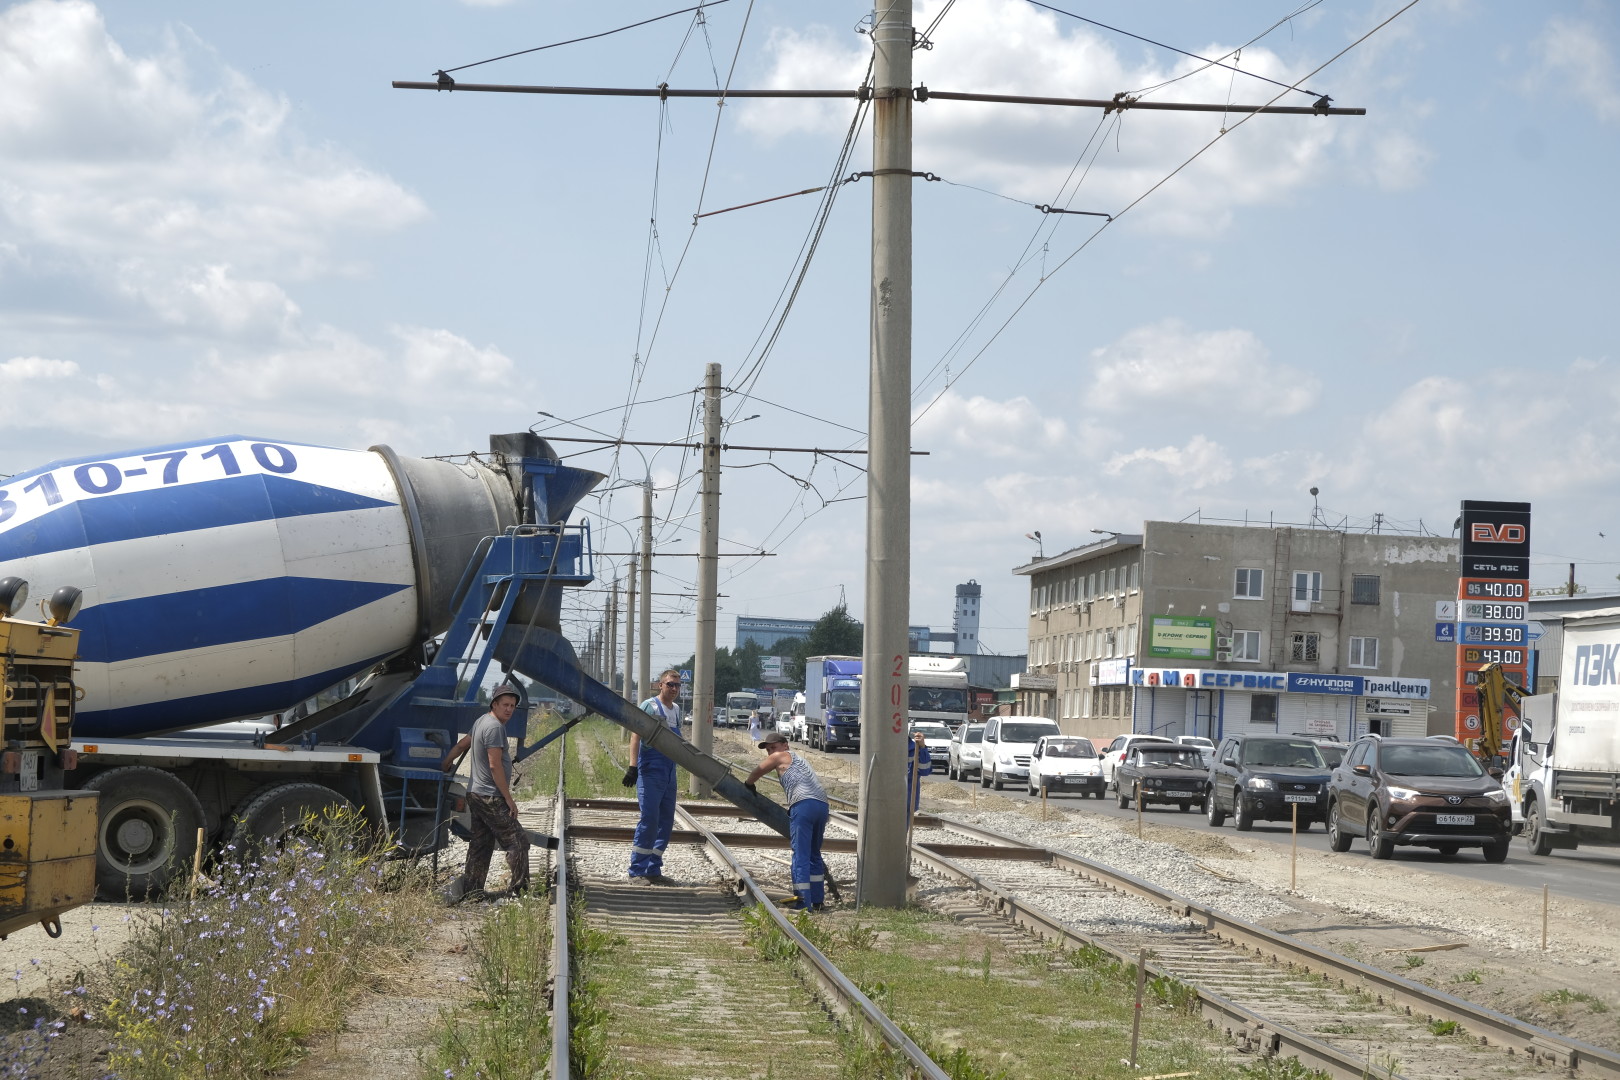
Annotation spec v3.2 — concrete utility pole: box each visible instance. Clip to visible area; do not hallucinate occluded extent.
[639,481,654,706]
[606,574,619,695]
[691,362,723,796]
[624,555,638,705]
[857,0,913,910]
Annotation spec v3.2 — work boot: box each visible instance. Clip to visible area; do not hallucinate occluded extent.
[627,875,653,886]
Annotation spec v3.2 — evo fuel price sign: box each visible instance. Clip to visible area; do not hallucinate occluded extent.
[1461,601,1527,622]
[1460,622,1527,646]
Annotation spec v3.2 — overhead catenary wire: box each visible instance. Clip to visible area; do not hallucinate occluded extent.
[910,0,1422,428]
[435,1,732,76]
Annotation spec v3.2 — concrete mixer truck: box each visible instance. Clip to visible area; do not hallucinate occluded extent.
[0,431,785,913]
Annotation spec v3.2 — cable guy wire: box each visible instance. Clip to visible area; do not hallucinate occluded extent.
[437,1,731,75]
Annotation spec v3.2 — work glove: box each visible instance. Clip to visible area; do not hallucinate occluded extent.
[744,781,757,793]
[621,765,639,788]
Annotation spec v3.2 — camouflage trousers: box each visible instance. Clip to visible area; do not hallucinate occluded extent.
[464,792,531,893]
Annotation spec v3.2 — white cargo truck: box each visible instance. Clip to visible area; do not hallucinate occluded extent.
[1516,610,1620,856]
[908,656,970,730]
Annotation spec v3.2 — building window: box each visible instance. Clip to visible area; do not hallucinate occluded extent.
[1289,631,1321,663]
[1349,636,1379,668]
[1107,567,1118,592]
[1231,630,1261,662]
[1251,694,1278,726]
[1234,568,1264,599]
[1352,574,1381,605]
[1292,571,1322,604]
[1087,572,1096,599]
[1129,562,1140,589]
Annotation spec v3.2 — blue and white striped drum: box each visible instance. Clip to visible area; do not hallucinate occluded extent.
[0,436,518,737]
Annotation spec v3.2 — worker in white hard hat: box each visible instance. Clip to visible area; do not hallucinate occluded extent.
[441,683,529,900]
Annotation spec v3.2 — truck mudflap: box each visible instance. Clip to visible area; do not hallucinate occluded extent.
[497,626,791,838]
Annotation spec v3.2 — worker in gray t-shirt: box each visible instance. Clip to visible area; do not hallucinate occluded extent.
[442,683,530,899]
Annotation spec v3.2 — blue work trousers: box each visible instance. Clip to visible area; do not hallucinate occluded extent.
[630,758,677,878]
[789,798,829,906]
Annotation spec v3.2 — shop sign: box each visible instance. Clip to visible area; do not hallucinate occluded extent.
[1146,615,1215,659]
[1287,673,1361,696]
[1092,658,1131,686]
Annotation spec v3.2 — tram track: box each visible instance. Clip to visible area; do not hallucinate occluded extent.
[548,733,948,1079]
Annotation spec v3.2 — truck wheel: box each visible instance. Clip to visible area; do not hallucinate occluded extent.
[1205,789,1226,827]
[86,766,205,899]
[229,783,354,853]
[1524,799,1555,857]
[1116,785,1130,809]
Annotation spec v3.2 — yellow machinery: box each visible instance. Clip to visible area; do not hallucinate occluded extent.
[1474,662,1525,765]
[0,577,96,939]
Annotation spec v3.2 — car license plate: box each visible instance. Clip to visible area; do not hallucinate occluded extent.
[1164,791,1194,799]
[1436,813,1474,826]
[1284,793,1317,804]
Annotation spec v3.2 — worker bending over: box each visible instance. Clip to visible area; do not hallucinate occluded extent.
[745,730,830,912]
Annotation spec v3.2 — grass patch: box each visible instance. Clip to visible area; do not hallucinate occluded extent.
[811,905,1273,1079]
[1428,1019,1460,1036]
[1542,988,1609,1013]
[1402,953,1426,969]
[421,892,552,1080]
[1452,968,1486,985]
[99,808,430,1080]
[517,716,626,801]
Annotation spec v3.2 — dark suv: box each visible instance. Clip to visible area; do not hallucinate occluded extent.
[1325,737,1511,861]
[1206,734,1332,831]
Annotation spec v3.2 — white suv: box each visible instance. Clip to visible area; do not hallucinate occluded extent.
[947,723,986,780]
[980,716,1062,790]
[1100,733,1175,791]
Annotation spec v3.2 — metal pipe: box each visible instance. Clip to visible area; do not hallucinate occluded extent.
[623,555,637,706]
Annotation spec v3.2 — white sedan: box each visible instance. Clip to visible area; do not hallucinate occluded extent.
[909,721,954,759]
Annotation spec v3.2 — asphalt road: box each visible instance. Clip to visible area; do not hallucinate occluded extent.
[921,769,1620,908]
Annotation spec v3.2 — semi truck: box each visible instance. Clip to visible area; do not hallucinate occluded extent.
[1512,611,1620,856]
[908,656,970,730]
[804,656,861,752]
[0,431,787,912]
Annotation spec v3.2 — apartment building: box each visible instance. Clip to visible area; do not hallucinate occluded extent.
[1012,522,1459,743]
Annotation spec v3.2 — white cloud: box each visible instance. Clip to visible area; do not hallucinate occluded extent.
[911,390,1069,459]
[1104,434,1233,489]
[396,326,515,388]
[1530,16,1620,123]
[0,356,80,381]
[740,0,1349,236]
[1087,319,1318,415]
[0,0,427,334]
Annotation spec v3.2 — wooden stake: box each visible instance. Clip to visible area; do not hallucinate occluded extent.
[1543,883,1550,950]
[1129,948,1147,1067]
[189,826,205,896]
[1291,802,1299,892]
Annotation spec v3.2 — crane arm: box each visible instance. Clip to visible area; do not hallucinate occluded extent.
[1474,663,1524,761]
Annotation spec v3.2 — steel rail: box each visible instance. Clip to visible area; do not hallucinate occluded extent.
[906,837,1397,1080]
[672,804,952,1080]
[550,740,572,1080]
[927,812,1620,1079]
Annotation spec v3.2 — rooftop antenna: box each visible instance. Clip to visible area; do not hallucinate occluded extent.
[1025,531,1044,559]
[1309,487,1324,528]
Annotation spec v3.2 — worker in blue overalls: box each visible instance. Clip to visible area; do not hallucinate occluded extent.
[621,668,685,885]
[906,731,932,815]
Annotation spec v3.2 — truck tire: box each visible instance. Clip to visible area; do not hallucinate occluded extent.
[228,783,354,853]
[86,766,206,899]
[1524,799,1555,857]
[1205,789,1226,827]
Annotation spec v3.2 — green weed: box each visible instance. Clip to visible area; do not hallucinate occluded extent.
[1428,1019,1459,1036]
[1402,953,1426,969]
[1542,988,1609,1013]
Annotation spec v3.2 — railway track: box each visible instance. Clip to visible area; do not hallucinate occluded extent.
[891,801,1620,1080]
[542,729,1620,1078]
[546,733,946,1079]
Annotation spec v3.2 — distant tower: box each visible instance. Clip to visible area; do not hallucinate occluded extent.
[954,580,982,654]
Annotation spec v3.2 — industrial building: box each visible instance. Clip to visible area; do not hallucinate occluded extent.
[1012,522,1460,744]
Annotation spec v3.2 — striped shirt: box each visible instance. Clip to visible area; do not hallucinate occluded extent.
[779,752,828,807]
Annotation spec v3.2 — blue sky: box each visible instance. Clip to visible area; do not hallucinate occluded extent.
[2,0,1616,668]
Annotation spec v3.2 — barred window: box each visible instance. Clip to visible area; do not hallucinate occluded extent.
[1352,574,1381,605]
[1289,631,1320,663]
